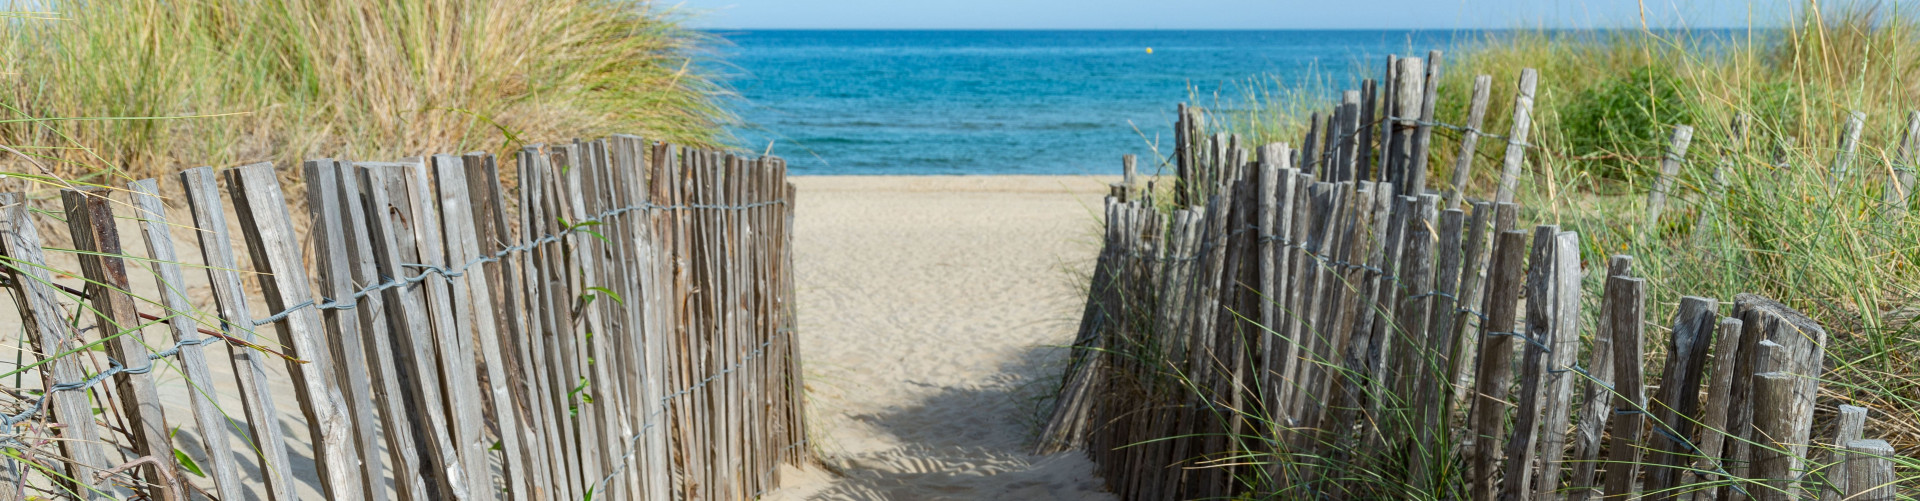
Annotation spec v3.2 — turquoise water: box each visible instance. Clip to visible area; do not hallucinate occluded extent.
[712,30,1471,175]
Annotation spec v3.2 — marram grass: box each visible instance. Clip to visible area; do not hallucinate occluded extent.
[0,0,730,186]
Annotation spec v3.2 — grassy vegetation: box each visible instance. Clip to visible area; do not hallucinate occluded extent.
[1,0,729,186]
[1147,0,1920,496]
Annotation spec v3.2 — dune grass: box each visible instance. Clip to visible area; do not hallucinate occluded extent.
[0,0,730,187]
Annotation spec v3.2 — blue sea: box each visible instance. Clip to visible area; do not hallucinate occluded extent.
[710,30,1475,175]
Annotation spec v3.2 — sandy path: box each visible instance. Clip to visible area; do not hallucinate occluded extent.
[764,176,1119,500]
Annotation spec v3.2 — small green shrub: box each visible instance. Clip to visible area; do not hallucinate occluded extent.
[1559,65,1699,183]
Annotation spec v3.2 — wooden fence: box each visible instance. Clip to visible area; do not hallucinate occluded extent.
[0,136,808,500]
[1039,52,1912,500]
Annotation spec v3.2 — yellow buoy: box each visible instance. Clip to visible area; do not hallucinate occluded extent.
[1145,47,1153,54]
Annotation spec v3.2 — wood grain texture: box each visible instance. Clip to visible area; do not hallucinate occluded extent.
[1603,276,1647,501]
[128,179,246,500]
[0,192,109,499]
[62,188,183,501]
[226,163,364,500]
[1470,230,1528,501]
[177,167,297,501]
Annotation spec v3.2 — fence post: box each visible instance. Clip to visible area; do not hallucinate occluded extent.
[1569,256,1633,501]
[331,161,435,500]
[0,193,110,499]
[1843,439,1896,501]
[1469,229,1529,501]
[1644,125,1695,233]
[1498,225,1574,501]
[226,163,365,500]
[1494,69,1539,204]
[1603,276,1647,501]
[127,179,247,500]
[1886,111,1920,220]
[1445,202,1496,415]
[359,162,472,499]
[1818,405,1869,501]
[436,154,534,501]
[177,168,298,501]
[1750,372,1802,501]
[1646,296,1718,499]
[1408,50,1443,196]
[1389,57,1426,195]
[61,189,185,501]
[1444,75,1495,210]
[1532,230,1582,500]
[299,161,390,501]
[1692,317,1746,501]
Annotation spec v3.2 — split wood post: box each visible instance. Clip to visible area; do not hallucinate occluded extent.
[1390,194,1439,420]
[1445,201,1496,415]
[401,158,495,499]
[1531,230,1582,501]
[1361,194,1411,431]
[1494,69,1539,204]
[1338,90,1363,182]
[1380,55,1398,183]
[359,162,471,499]
[1817,405,1867,501]
[1886,111,1920,220]
[127,179,246,499]
[1310,183,1375,461]
[464,151,550,500]
[333,162,434,501]
[1411,206,1465,491]
[1842,439,1895,501]
[523,146,583,500]
[1257,159,1283,412]
[1390,56,1426,195]
[1725,293,1828,494]
[1264,166,1300,422]
[434,154,531,501]
[226,163,364,500]
[1496,225,1567,501]
[1407,50,1443,196]
[1469,229,1529,501]
[177,168,298,501]
[1277,179,1323,425]
[1359,78,1377,181]
[1691,317,1746,501]
[1123,154,1138,199]
[1750,372,1802,501]
[1176,104,1193,206]
[1603,276,1648,501]
[61,189,185,501]
[1329,181,1390,445]
[1445,75,1495,210]
[1569,256,1634,501]
[297,161,388,501]
[1420,206,1467,396]
[1302,112,1322,179]
[1646,296,1719,500]
[0,193,110,499]
[1644,125,1696,233]
[1829,110,1865,190]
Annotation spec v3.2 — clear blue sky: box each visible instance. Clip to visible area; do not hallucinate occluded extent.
[674,0,1793,30]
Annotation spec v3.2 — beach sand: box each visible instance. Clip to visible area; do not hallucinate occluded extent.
[763,176,1118,500]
